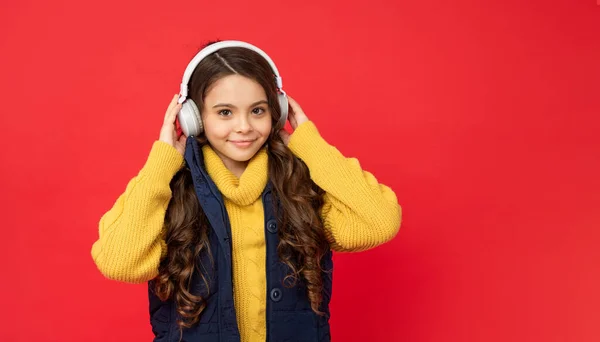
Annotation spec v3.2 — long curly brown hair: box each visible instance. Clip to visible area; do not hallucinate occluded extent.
[153,41,330,330]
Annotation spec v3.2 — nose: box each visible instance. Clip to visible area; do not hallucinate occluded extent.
[235,115,254,133]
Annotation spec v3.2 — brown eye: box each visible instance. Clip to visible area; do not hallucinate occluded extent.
[252,107,265,115]
[218,109,232,116]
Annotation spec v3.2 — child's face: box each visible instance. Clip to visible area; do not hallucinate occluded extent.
[202,74,272,166]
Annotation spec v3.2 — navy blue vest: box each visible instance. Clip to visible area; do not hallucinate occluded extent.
[148,138,333,341]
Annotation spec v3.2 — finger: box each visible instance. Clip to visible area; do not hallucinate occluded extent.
[166,94,179,112]
[176,124,182,138]
[287,96,304,114]
[286,104,298,127]
[164,94,180,121]
[165,103,182,125]
[286,101,296,119]
[289,113,298,129]
[278,129,290,143]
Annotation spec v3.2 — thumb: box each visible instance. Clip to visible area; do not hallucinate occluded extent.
[278,129,291,145]
[178,133,187,145]
[174,135,187,156]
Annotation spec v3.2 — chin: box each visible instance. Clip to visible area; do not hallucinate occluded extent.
[223,146,262,162]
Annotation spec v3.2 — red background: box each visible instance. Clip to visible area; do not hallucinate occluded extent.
[1,0,599,341]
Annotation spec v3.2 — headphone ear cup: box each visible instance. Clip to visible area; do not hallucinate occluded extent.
[277,93,289,129]
[178,99,202,137]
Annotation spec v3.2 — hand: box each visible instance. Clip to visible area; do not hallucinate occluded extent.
[279,95,309,145]
[159,94,187,156]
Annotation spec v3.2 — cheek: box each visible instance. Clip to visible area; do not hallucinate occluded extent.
[255,118,273,136]
[203,117,230,140]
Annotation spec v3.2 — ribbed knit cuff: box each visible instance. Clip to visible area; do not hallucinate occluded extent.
[287,121,368,200]
[140,141,185,182]
[287,121,328,161]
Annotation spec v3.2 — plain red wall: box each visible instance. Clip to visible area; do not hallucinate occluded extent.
[1,0,599,341]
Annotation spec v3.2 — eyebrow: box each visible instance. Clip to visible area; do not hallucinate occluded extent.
[212,100,268,109]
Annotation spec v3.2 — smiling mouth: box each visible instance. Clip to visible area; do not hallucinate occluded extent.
[228,139,256,147]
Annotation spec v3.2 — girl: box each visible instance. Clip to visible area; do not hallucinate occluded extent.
[91,40,401,342]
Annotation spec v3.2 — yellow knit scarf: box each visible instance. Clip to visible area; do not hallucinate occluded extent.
[202,145,269,206]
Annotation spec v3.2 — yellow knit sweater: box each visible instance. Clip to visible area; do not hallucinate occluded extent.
[91,121,401,341]
[203,144,269,341]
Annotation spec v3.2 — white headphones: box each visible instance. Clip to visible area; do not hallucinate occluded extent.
[177,40,289,137]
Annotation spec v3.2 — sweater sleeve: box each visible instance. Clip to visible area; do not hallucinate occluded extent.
[91,141,184,283]
[287,121,402,252]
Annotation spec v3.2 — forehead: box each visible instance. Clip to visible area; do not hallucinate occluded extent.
[205,74,267,104]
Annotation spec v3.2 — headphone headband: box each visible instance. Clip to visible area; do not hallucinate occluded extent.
[178,40,284,103]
